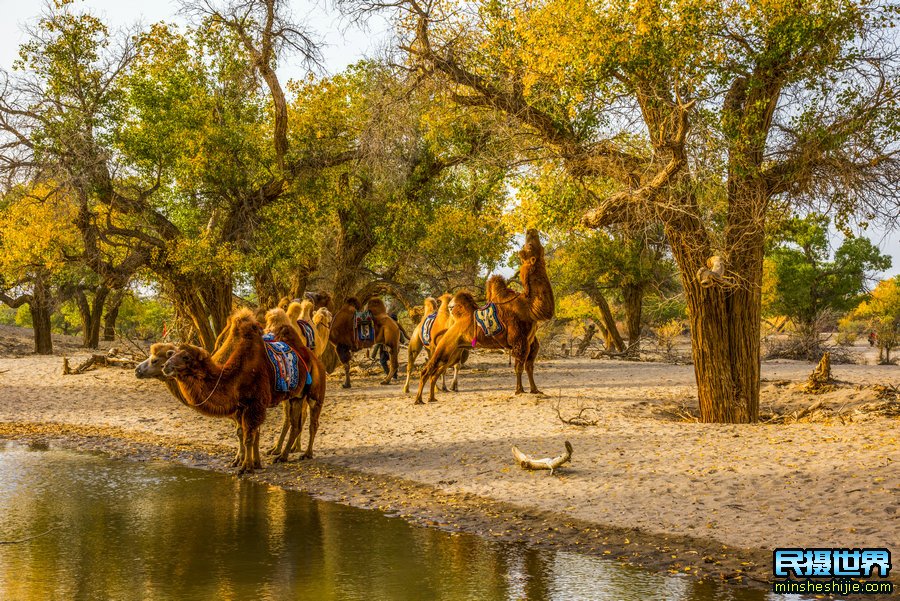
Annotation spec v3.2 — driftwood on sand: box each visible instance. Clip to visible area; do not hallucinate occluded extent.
[62,348,140,375]
[511,441,573,474]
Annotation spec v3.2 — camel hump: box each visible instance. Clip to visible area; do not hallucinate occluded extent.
[452,290,478,311]
[423,297,438,313]
[149,342,177,357]
[367,297,387,315]
[486,274,513,302]
[343,297,362,310]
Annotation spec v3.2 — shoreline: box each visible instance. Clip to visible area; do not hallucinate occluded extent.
[0,421,774,590]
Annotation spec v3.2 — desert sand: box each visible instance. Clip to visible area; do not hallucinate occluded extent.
[0,325,897,588]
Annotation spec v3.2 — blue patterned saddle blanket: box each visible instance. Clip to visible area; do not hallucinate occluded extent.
[421,312,438,346]
[261,335,306,392]
[296,319,315,350]
[354,310,375,343]
[474,303,504,338]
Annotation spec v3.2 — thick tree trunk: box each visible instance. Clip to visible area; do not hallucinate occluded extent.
[102,289,125,341]
[76,286,109,349]
[622,283,643,353]
[666,222,762,424]
[171,275,233,351]
[588,291,625,352]
[288,260,317,300]
[30,280,54,355]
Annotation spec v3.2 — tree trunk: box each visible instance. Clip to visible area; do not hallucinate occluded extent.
[253,267,282,310]
[576,323,596,355]
[171,274,233,351]
[30,279,54,355]
[288,260,317,300]
[588,291,625,352]
[622,283,643,353]
[103,289,125,341]
[76,286,109,349]
[666,220,762,424]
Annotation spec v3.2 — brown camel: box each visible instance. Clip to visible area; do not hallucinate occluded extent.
[416,230,554,402]
[329,296,401,388]
[414,291,479,404]
[162,309,314,474]
[262,307,331,456]
[264,324,327,460]
[136,336,248,467]
[403,293,467,394]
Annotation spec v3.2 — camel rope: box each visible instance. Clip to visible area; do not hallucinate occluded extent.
[491,291,520,306]
[195,366,225,407]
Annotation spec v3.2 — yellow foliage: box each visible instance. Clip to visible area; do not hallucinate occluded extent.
[0,184,81,277]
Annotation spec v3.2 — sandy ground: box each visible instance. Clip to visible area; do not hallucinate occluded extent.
[0,326,897,590]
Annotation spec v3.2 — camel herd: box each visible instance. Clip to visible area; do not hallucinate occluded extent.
[135,229,555,474]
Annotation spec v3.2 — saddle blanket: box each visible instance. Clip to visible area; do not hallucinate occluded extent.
[421,312,438,346]
[262,335,309,392]
[355,310,375,343]
[296,319,316,350]
[474,303,504,338]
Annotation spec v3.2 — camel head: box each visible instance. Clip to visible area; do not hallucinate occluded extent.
[162,344,210,378]
[277,296,292,311]
[367,297,388,316]
[305,291,333,311]
[135,343,178,380]
[264,307,293,335]
[313,307,333,331]
[449,291,478,318]
[253,306,268,326]
[422,297,438,315]
[519,229,545,262]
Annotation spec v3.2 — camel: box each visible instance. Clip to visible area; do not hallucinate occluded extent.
[263,306,332,456]
[162,309,317,474]
[266,300,331,358]
[136,331,248,467]
[264,323,327,460]
[415,230,555,402]
[414,291,479,404]
[403,293,467,394]
[329,296,401,388]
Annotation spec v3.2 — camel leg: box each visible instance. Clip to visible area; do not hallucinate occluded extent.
[414,366,430,404]
[230,413,244,468]
[252,428,262,470]
[291,402,308,452]
[449,365,459,392]
[525,338,541,394]
[514,356,526,394]
[239,407,265,475]
[338,345,353,388]
[302,398,321,459]
[403,337,423,394]
[429,365,447,402]
[275,399,303,464]
[379,343,399,385]
[267,402,291,456]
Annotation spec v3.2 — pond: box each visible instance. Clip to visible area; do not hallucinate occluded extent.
[0,442,806,601]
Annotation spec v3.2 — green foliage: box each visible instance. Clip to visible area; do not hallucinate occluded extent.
[763,214,891,326]
[115,294,175,339]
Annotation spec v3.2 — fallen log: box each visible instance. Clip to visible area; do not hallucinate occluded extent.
[511,441,573,474]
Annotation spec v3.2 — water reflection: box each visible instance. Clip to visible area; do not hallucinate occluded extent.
[0,444,802,601]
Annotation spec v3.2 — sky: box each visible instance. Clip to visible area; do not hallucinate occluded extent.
[1,0,898,278]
